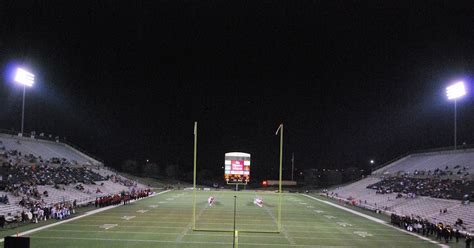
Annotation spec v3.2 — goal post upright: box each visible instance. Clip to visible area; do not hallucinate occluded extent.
[276,123,283,232]
[191,122,283,234]
[193,121,197,230]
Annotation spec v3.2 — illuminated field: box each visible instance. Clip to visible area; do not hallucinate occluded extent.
[14,190,449,247]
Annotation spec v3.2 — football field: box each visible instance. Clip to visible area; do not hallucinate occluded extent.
[17,190,446,247]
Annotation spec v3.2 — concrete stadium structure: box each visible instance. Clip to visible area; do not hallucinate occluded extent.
[327,148,474,233]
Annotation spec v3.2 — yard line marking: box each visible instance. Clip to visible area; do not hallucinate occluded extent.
[81,218,282,224]
[291,236,430,243]
[148,205,158,208]
[336,222,352,227]
[176,223,194,242]
[258,192,294,245]
[42,228,428,240]
[43,229,290,238]
[353,231,373,238]
[64,224,185,229]
[176,191,221,242]
[121,216,136,220]
[99,224,118,230]
[71,218,279,224]
[137,210,149,213]
[31,236,357,247]
[302,194,449,248]
[0,190,172,243]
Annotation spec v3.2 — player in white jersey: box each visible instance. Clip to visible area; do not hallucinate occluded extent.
[208,196,215,206]
[254,197,263,207]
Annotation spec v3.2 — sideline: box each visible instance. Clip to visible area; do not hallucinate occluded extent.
[0,190,172,242]
[302,194,449,248]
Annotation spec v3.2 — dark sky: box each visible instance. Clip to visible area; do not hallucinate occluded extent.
[1,1,474,180]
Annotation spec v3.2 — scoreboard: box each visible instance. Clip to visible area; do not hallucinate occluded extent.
[224,152,250,183]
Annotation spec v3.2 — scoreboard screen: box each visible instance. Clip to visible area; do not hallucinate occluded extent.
[224,152,250,183]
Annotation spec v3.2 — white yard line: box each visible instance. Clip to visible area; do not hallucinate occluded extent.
[33,234,433,245]
[176,191,221,242]
[176,223,193,241]
[302,194,449,248]
[0,190,171,243]
[28,236,358,247]
[257,192,295,245]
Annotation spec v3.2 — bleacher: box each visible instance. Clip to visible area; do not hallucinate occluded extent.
[0,133,100,166]
[0,132,148,218]
[327,148,474,233]
[433,204,474,228]
[373,148,474,175]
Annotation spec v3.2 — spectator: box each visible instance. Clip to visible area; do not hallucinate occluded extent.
[0,215,4,229]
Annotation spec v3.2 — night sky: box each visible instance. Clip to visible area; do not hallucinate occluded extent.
[1,1,474,180]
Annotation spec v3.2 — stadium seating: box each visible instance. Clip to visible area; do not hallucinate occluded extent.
[329,177,410,210]
[327,148,474,233]
[0,133,100,166]
[329,177,473,231]
[373,149,474,176]
[0,132,148,219]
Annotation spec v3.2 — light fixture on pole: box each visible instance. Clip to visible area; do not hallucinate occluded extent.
[446,81,466,150]
[14,68,35,136]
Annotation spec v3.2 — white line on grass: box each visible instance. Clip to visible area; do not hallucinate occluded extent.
[257,192,295,245]
[30,236,356,247]
[0,190,172,243]
[61,224,185,229]
[43,229,294,238]
[302,194,449,248]
[176,191,222,242]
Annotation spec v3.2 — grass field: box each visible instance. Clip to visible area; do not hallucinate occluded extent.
[12,190,453,247]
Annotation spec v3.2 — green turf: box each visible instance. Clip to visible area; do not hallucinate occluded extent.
[19,190,448,247]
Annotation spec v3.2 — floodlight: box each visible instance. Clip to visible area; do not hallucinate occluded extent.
[445,81,467,150]
[446,81,466,100]
[14,68,35,87]
[13,67,35,135]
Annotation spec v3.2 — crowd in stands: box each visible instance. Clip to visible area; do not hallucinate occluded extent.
[2,147,76,167]
[0,144,154,231]
[391,213,472,245]
[107,174,137,187]
[411,165,471,178]
[1,151,104,185]
[0,194,9,204]
[0,148,106,205]
[367,174,474,201]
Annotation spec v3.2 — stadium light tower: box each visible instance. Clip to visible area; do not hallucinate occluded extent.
[14,68,35,135]
[446,81,466,150]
